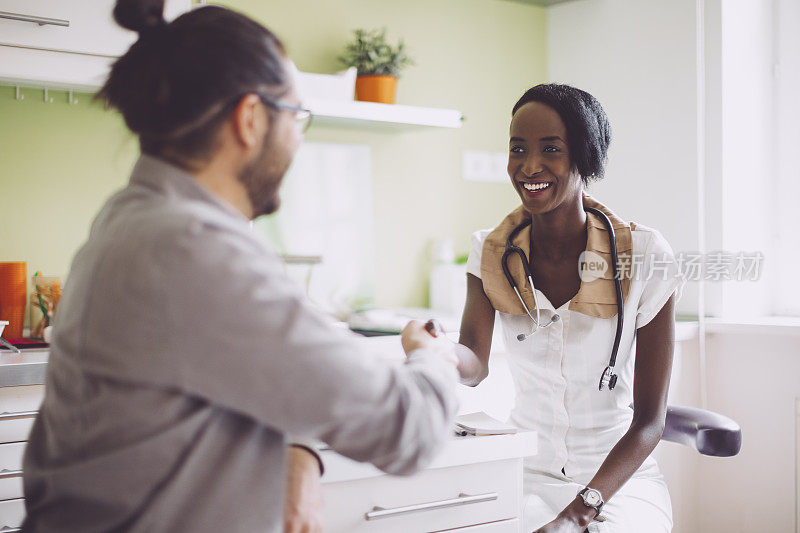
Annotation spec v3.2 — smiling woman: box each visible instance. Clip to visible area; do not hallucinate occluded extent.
[511,84,611,184]
[454,83,683,533]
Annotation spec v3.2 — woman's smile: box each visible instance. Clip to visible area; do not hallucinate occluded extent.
[518,179,554,199]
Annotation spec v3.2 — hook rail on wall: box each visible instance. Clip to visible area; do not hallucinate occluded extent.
[10,85,86,105]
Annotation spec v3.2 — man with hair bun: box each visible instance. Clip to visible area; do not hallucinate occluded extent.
[21,2,459,532]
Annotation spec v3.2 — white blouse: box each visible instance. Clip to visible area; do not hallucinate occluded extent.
[466,222,684,486]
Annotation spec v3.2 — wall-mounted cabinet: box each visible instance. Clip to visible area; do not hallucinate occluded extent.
[0,0,191,91]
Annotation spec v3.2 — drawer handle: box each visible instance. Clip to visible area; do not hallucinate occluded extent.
[364,492,498,521]
[0,411,37,422]
[0,470,22,480]
[0,11,69,27]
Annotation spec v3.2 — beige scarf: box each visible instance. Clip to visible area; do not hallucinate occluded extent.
[480,194,635,319]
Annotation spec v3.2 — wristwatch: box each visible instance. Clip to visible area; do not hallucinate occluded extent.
[577,487,606,522]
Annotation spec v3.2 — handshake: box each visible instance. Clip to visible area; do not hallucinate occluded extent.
[400,319,459,368]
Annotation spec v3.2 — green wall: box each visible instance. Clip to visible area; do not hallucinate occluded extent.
[0,0,546,312]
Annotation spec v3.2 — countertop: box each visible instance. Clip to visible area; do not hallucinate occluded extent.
[320,431,538,484]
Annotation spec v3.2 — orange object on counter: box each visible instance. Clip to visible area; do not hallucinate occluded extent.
[0,262,27,339]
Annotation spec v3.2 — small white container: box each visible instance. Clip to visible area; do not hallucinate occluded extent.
[295,67,357,102]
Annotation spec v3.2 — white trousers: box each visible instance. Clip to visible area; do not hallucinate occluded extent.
[523,471,673,533]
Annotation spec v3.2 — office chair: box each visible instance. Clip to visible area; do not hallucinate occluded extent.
[661,405,742,456]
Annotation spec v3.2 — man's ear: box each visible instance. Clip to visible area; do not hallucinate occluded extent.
[231,94,269,149]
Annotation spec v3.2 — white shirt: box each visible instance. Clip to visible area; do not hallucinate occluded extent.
[467,222,683,485]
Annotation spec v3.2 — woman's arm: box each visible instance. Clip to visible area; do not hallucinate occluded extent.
[456,273,496,386]
[544,295,676,531]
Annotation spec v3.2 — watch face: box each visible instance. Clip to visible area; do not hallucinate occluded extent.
[584,489,602,506]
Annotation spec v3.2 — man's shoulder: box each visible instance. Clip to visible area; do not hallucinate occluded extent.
[88,185,279,281]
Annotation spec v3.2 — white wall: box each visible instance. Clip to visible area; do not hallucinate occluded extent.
[660,329,800,532]
[547,0,700,318]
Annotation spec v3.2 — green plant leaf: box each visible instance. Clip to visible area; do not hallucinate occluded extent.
[338,27,414,78]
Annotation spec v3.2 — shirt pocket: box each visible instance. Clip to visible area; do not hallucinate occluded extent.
[500,313,554,394]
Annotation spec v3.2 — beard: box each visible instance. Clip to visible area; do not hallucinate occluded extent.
[237,126,295,219]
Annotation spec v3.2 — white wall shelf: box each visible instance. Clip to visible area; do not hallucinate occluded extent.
[306,98,463,131]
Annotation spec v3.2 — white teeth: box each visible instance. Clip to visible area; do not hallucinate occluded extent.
[523,182,551,191]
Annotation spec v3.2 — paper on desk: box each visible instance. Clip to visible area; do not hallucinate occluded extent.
[456,411,518,436]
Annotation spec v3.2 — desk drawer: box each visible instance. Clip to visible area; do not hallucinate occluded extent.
[0,385,43,444]
[322,458,521,533]
[0,497,24,531]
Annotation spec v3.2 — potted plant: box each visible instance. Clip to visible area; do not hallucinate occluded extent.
[338,28,414,104]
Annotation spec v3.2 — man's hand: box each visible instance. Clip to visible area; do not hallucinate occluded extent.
[284,446,323,533]
[401,320,458,366]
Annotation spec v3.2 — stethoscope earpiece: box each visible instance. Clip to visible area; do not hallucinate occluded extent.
[516,313,560,342]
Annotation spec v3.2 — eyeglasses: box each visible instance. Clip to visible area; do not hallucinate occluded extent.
[257,94,313,133]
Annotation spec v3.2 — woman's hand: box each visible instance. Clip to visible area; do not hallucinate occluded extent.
[534,497,596,533]
[533,516,586,533]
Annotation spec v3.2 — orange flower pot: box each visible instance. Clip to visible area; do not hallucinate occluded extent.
[355,75,398,104]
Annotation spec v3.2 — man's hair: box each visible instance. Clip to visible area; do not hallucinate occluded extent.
[512,83,611,184]
[97,0,288,162]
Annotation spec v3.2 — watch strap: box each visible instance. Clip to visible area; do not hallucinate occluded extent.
[578,487,605,520]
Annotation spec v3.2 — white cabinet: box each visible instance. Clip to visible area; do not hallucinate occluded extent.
[321,433,536,533]
[0,0,191,91]
[0,384,44,531]
[322,459,519,532]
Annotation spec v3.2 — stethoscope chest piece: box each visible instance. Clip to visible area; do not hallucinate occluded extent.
[598,366,618,391]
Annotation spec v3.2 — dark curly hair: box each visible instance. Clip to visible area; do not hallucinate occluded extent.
[512,83,611,184]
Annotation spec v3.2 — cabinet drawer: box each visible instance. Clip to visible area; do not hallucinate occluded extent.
[0,497,25,531]
[0,0,189,57]
[0,385,43,444]
[437,518,519,532]
[322,458,521,533]
[0,441,25,501]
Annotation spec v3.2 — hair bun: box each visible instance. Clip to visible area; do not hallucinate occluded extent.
[113,0,166,34]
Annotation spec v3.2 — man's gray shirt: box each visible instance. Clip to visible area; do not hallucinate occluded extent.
[22,155,458,532]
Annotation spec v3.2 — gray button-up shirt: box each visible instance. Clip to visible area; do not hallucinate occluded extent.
[22,155,458,532]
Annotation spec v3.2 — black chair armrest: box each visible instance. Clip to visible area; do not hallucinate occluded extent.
[662,405,742,457]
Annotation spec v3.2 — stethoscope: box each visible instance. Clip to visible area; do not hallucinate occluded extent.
[501,207,623,391]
